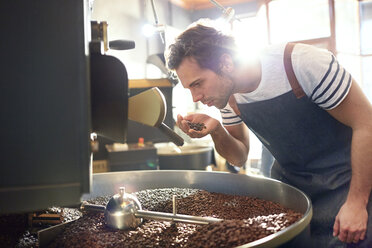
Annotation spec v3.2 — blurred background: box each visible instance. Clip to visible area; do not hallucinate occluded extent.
[91,0,372,174]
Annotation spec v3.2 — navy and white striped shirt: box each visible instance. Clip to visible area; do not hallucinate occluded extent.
[221,43,352,126]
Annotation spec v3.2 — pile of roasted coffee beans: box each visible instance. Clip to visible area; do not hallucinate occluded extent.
[187,121,206,131]
[48,188,303,248]
[0,207,82,248]
[184,214,301,248]
[0,213,36,248]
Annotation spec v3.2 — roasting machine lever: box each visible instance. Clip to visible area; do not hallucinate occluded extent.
[81,187,223,230]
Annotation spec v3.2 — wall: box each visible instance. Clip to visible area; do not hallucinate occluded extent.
[91,0,192,79]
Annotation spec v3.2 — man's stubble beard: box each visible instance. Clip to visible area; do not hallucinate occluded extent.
[215,75,234,109]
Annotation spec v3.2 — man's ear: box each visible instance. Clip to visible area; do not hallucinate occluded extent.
[219,53,234,73]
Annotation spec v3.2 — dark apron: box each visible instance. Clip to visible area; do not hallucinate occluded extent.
[235,43,372,247]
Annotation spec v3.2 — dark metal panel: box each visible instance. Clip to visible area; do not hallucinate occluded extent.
[90,53,128,143]
[0,0,91,213]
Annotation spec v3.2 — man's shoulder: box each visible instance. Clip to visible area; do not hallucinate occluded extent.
[263,42,332,57]
[292,43,333,58]
[262,43,287,56]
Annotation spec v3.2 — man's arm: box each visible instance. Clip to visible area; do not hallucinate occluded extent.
[211,122,250,167]
[327,80,372,243]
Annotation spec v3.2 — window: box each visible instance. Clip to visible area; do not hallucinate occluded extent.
[233,5,269,61]
[269,0,330,43]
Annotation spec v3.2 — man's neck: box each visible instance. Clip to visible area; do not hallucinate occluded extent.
[233,59,262,94]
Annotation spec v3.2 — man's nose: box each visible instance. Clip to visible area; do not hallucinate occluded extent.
[192,92,203,102]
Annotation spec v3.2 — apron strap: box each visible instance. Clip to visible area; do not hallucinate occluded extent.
[283,43,306,99]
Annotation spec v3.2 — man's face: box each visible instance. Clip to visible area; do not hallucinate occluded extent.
[176,57,234,109]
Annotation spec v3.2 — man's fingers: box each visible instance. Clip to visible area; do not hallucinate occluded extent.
[352,231,362,244]
[178,120,206,138]
[176,113,210,138]
[338,228,365,244]
[345,230,355,243]
[183,115,194,121]
[338,229,348,242]
[333,218,340,237]
[333,219,367,244]
[176,114,183,126]
[333,202,368,244]
[188,129,204,138]
[359,230,366,241]
[176,115,194,136]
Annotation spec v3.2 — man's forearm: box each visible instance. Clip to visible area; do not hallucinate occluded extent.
[210,124,249,167]
[346,127,372,206]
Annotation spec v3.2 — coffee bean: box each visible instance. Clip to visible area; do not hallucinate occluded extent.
[186,121,206,131]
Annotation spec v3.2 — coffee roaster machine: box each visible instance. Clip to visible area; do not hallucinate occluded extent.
[0,0,133,213]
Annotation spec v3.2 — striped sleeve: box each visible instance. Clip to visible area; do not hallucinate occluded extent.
[220,104,242,126]
[295,45,352,110]
[310,55,352,109]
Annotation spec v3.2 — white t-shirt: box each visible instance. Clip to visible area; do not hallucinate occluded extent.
[221,43,352,126]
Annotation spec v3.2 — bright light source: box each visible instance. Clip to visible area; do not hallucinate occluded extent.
[142,23,156,37]
[232,6,268,64]
[214,18,232,33]
[90,132,97,140]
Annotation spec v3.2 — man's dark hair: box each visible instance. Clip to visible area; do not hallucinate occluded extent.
[166,24,237,74]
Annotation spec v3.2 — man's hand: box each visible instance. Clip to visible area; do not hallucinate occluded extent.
[177,113,250,167]
[333,200,368,243]
[176,113,220,138]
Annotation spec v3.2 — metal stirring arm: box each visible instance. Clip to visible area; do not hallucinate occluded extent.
[81,194,223,228]
[80,202,105,212]
[136,195,222,225]
[81,202,222,225]
[135,210,222,225]
[81,191,223,229]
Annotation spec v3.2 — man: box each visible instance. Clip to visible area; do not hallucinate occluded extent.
[165,22,372,247]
